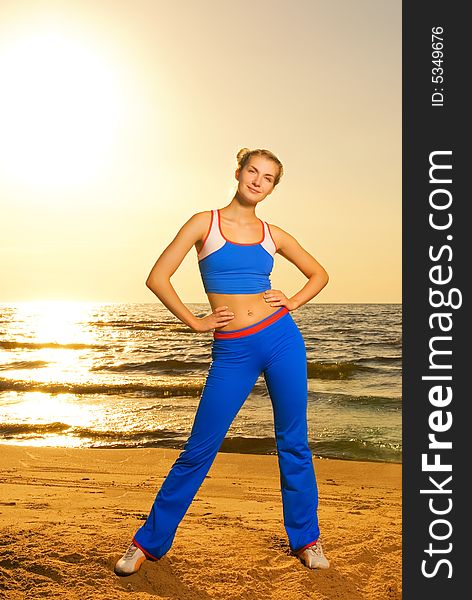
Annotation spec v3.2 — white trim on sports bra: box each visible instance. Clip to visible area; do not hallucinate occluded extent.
[198,209,276,261]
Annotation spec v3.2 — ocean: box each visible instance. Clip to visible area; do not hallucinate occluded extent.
[0,302,401,463]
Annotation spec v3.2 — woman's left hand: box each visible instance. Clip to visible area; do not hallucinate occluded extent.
[263,289,296,311]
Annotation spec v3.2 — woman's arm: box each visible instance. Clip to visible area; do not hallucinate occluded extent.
[264,224,329,311]
[146,212,235,332]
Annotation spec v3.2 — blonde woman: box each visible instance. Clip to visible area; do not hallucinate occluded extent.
[115,148,330,575]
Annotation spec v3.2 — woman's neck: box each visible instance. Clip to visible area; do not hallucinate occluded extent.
[222,199,258,224]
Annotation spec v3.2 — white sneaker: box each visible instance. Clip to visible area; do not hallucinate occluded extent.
[296,540,330,569]
[114,542,146,576]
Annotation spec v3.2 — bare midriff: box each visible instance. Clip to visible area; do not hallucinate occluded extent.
[207,291,280,332]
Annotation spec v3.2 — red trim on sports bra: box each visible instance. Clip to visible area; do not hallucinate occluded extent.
[266,222,278,251]
[217,209,265,246]
[197,210,214,257]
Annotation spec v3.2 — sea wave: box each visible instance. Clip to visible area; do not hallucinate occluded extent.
[0,341,106,350]
[314,391,402,408]
[0,421,71,435]
[0,378,203,397]
[0,421,185,441]
[356,356,402,364]
[91,359,208,373]
[0,360,49,371]
[307,361,373,380]
[89,320,193,334]
[89,435,273,453]
[366,337,402,346]
[95,359,378,378]
[0,422,401,463]
[312,437,402,463]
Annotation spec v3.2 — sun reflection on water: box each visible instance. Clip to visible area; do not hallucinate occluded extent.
[14,300,96,344]
[3,300,103,384]
[3,391,92,426]
[0,301,108,441]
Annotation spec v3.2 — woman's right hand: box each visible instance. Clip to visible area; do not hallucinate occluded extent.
[192,306,235,333]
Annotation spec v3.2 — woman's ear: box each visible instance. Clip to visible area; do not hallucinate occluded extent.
[235,168,240,181]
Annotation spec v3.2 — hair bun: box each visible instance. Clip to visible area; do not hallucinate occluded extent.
[237,147,251,162]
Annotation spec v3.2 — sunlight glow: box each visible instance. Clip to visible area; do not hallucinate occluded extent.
[14,300,96,344]
[7,301,98,384]
[4,391,93,427]
[21,300,95,343]
[0,28,125,188]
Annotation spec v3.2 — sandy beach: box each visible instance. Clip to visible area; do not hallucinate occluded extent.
[0,446,401,600]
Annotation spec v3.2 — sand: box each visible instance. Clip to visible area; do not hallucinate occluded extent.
[0,446,401,600]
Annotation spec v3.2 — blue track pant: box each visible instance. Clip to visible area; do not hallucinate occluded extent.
[133,307,320,559]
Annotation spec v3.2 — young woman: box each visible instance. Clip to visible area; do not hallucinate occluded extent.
[115,148,330,575]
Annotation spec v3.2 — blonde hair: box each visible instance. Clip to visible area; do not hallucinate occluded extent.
[236,147,284,186]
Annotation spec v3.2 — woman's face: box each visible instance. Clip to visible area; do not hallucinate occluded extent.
[236,155,278,203]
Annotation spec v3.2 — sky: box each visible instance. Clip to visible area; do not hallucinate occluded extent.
[0,0,401,305]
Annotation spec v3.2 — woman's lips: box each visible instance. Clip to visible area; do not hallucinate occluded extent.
[247,186,260,194]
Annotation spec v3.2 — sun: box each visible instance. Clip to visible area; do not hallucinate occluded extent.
[0,25,125,188]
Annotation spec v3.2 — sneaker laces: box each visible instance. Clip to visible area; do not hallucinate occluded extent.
[123,543,139,559]
[307,541,323,557]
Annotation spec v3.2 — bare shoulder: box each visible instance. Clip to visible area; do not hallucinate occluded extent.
[178,210,211,238]
[191,210,212,221]
[177,211,213,254]
[266,222,300,252]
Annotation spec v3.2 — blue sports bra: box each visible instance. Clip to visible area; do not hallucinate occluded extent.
[197,209,277,294]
